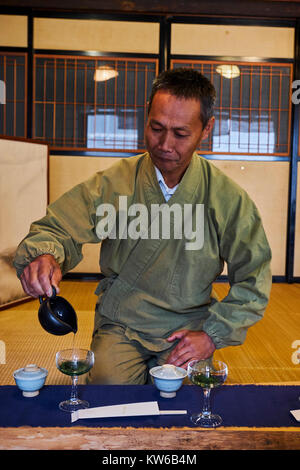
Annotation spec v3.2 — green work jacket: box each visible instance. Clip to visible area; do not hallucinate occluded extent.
[14,152,272,352]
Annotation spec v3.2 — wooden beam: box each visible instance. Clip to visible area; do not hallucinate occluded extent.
[1,426,300,450]
[0,0,300,20]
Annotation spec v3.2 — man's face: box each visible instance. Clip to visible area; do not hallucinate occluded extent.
[145,90,214,183]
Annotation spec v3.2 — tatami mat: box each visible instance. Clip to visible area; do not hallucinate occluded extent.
[0,281,96,385]
[0,281,299,385]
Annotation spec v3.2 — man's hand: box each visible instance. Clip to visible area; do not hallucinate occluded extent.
[165,330,216,369]
[20,254,62,298]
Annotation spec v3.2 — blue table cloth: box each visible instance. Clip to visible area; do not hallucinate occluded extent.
[0,384,299,428]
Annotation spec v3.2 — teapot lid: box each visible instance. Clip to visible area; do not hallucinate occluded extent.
[13,364,48,380]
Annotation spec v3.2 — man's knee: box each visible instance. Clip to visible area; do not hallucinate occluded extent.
[87,348,148,384]
[88,326,149,384]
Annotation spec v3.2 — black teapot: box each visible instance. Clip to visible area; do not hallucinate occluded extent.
[38,286,78,336]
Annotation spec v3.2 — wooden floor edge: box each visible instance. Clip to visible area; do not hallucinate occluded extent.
[0,426,299,450]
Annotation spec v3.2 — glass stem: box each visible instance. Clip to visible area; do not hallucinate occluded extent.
[202,388,211,417]
[70,375,78,402]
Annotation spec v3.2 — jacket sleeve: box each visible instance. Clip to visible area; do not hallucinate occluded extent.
[202,189,272,349]
[13,175,101,278]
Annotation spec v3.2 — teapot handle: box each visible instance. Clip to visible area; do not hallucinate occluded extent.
[39,285,56,304]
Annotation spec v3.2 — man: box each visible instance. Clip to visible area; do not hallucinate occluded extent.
[14,68,272,384]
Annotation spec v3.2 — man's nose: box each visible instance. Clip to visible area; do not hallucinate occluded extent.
[158,131,174,152]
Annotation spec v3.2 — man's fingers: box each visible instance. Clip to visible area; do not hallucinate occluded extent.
[20,273,33,297]
[166,335,191,364]
[25,260,51,297]
[165,331,216,368]
[166,346,193,368]
[37,261,58,297]
[50,265,62,295]
[166,329,188,342]
[20,266,42,298]
[19,255,62,298]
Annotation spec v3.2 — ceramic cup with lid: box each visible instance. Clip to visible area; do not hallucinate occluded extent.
[13,364,48,397]
[149,364,187,398]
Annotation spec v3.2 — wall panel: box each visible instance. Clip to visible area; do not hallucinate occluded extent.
[211,160,289,276]
[34,18,159,53]
[0,15,27,47]
[171,24,294,58]
[0,138,48,307]
[49,155,121,201]
[49,155,121,273]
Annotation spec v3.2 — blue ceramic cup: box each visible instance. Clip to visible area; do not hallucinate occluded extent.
[150,364,187,398]
[13,364,48,397]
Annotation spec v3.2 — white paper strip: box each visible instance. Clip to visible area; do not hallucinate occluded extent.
[290,409,300,422]
[71,401,187,423]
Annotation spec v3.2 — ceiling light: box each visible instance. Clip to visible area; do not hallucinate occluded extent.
[216,64,240,79]
[94,66,119,82]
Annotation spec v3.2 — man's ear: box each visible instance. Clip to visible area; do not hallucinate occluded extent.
[201,116,215,141]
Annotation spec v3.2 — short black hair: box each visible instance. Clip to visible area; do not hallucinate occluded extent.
[148,68,216,128]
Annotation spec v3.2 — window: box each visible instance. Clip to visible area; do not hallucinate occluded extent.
[172,60,293,156]
[33,55,158,151]
[0,52,27,137]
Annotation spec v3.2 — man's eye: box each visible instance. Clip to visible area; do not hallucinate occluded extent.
[175,133,188,138]
[152,127,162,132]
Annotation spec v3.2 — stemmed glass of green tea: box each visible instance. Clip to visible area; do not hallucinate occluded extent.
[56,348,94,412]
[187,358,228,427]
